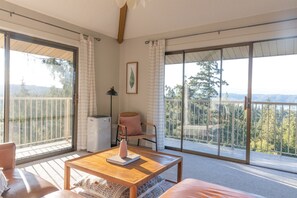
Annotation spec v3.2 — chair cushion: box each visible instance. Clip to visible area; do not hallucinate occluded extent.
[120,114,142,135]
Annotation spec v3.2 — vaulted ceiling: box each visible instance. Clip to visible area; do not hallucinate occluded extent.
[4,0,297,41]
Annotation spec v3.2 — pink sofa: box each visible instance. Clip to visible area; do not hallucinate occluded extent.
[0,142,58,198]
[160,178,262,198]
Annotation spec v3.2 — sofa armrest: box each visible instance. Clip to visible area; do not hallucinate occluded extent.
[0,142,16,170]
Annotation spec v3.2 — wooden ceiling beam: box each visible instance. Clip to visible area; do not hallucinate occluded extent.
[117,4,128,44]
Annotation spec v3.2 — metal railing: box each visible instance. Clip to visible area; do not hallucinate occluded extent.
[166,99,297,157]
[0,97,72,148]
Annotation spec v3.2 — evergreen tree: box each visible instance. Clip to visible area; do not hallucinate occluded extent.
[187,60,228,141]
[188,60,228,100]
[281,111,296,154]
[165,85,183,137]
[251,104,277,153]
[17,79,30,97]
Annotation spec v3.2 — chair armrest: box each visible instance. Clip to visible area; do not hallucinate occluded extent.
[142,122,155,127]
[0,142,16,170]
[117,124,127,134]
[117,124,127,130]
[142,122,157,133]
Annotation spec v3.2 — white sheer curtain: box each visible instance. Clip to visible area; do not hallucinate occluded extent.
[77,34,97,150]
[147,39,166,151]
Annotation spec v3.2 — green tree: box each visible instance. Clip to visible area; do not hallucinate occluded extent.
[188,60,228,100]
[187,60,228,141]
[42,58,73,97]
[165,85,183,137]
[251,104,277,153]
[281,111,296,154]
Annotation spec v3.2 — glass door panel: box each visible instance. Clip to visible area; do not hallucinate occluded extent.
[9,38,74,159]
[164,53,183,149]
[219,46,249,160]
[0,33,4,143]
[183,50,221,155]
[251,38,297,172]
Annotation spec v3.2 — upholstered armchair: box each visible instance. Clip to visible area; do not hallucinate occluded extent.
[116,112,158,151]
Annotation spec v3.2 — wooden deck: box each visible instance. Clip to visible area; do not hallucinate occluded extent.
[16,140,72,160]
[165,138,297,173]
[15,138,297,173]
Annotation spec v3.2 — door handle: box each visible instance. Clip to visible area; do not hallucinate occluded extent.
[244,96,247,110]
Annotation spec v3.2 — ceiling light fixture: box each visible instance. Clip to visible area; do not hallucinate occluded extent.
[116,0,148,9]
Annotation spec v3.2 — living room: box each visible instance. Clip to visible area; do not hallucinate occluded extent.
[0,0,297,197]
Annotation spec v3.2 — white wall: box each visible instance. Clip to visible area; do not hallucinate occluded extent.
[119,37,149,120]
[95,37,119,122]
[118,8,297,120]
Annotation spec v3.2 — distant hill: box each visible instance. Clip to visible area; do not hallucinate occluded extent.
[2,85,297,103]
[0,84,59,96]
[224,93,297,103]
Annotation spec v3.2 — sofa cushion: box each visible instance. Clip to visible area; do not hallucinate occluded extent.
[0,143,16,170]
[0,168,9,195]
[2,169,58,198]
[159,178,262,198]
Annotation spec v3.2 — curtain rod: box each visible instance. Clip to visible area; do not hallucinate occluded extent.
[0,8,101,41]
[145,17,297,44]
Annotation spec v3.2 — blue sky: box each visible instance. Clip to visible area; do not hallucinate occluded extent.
[0,49,62,89]
[165,54,297,96]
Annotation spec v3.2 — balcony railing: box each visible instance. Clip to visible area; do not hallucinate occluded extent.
[166,99,297,157]
[0,97,72,148]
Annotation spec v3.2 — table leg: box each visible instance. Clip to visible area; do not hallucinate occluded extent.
[129,185,137,198]
[177,160,182,182]
[64,164,70,190]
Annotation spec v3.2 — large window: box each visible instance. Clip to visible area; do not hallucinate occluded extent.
[250,38,297,170]
[1,32,77,161]
[165,37,297,172]
[165,46,249,161]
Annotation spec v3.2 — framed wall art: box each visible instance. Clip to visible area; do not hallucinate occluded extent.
[126,62,138,94]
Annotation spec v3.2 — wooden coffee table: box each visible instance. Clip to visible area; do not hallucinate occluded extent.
[64,146,182,198]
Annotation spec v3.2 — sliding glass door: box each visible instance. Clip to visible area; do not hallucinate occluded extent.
[0,31,77,161]
[183,49,222,155]
[165,53,183,149]
[219,46,249,160]
[9,36,76,159]
[250,38,297,172]
[182,47,250,160]
[165,45,251,162]
[165,37,297,171]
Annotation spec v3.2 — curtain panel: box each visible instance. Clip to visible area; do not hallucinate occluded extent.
[147,40,166,150]
[77,34,97,150]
